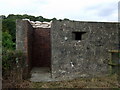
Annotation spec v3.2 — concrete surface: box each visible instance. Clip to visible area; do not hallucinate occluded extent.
[29,67,90,82]
[30,67,54,82]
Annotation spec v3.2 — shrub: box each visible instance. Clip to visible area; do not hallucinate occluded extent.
[2,49,24,73]
[2,32,15,50]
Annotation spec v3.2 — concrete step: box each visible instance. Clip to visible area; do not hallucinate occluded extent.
[29,67,76,82]
[30,67,55,82]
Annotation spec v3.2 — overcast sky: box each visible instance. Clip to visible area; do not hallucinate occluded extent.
[0,0,119,22]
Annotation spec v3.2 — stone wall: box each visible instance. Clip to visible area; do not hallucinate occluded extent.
[51,20,119,78]
[16,20,34,79]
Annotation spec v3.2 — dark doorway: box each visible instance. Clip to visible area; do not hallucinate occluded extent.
[32,28,51,68]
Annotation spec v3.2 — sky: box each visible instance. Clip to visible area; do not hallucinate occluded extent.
[0,0,120,22]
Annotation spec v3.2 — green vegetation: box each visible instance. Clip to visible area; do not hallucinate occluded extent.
[2,49,24,72]
[2,32,15,50]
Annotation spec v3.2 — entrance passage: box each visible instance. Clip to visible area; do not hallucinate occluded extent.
[32,28,51,68]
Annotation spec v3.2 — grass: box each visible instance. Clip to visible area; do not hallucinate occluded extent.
[32,74,119,88]
[3,73,120,88]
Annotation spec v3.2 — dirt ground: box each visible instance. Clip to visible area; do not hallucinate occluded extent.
[2,74,120,88]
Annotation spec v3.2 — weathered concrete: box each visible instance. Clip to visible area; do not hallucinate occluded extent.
[30,67,83,82]
[30,67,52,82]
[16,20,119,81]
[16,20,34,79]
[51,20,119,79]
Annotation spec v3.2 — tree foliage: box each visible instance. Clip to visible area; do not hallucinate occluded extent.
[2,32,15,50]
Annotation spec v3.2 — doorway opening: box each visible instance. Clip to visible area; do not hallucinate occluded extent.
[30,28,51,81]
